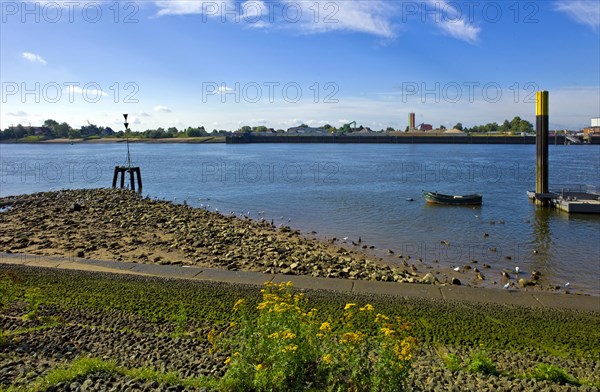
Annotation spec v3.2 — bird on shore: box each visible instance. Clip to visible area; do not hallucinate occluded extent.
[515,266,520,274]
[565,282,571,288]
[453,266,460,272]
[503,283,511,289]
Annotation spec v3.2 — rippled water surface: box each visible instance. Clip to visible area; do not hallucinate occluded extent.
[1,142,599,294]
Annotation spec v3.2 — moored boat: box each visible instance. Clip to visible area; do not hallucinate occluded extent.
[423,191,482,205]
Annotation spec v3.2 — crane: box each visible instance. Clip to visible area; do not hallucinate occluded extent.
[339,121,357,134]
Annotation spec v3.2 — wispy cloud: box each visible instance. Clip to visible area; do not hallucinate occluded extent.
[426,0,480,44]
[218,86,234,93]
[288,0,396,38]
[65,85,108,97]
[555,0,600,30]
[437,19,480,44]
[22,52,47,65]
[151,0,484,42]
[7,111,28,117]
[154,105,172,112]
[154,0,234,16]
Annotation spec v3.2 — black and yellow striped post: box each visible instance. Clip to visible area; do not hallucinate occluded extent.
[535,91,549,206]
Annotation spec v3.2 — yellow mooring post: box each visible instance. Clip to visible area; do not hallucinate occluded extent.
[536,91,549,206]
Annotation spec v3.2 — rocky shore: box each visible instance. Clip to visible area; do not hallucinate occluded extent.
[0,188,556,291]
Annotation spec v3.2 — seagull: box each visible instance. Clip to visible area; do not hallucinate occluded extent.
[503,283,510,289]
[515,266,520,274]
[343,237,348,241]
[475,214,480,219]
[565,282,570,288]
[453,267,460,272]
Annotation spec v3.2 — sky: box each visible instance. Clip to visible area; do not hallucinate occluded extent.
[1,0,599,131]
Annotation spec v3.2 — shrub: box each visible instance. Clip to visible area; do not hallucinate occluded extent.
[22,287,43,321]
[443,353,462,372]
[467,351,497,375]
[210,281,416,392]
[0,275,17,309]
[530,364,579,385]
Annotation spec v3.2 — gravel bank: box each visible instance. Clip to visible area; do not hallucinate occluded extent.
[0,188,561,292]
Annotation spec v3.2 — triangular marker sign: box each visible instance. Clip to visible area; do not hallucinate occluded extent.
[123,114,128,121]
[124,122,129,129]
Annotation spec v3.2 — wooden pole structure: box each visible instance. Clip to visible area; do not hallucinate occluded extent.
[111,114,142,193]
[535,91,549,206]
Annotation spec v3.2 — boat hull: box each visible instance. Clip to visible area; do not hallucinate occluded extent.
[423,191,482,205]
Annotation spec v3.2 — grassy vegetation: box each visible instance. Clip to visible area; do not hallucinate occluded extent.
[1,265,599,390]
[1,266,599,359]
[0,357,219,392]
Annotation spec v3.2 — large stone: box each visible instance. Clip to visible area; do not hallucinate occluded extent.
[421,272,438,284]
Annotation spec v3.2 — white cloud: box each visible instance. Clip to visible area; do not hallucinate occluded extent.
[154,0,234,16]
[22,52,47,65]
[150,0,485,42]
[154,105,172,112]
[288,0,396,38]
[64,85,108,97]
[218,86,234,93]
[242,0,267,20]
[437,19,480,44]
[555,0,600,30]
[426,0,480,44]
[7,111,28,116]
[139,112,151,117]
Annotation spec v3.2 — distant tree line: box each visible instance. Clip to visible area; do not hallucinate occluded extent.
[0,119,232,140]
[461,117,534,134]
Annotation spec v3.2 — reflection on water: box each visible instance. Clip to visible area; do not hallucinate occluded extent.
[532,208,552,257]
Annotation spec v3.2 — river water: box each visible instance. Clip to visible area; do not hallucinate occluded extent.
[1,143,599,295]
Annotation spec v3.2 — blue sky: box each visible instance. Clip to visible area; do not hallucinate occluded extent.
[1,0,599,131]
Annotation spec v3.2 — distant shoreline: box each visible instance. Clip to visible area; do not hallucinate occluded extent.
[0,136,225,144]
[2,134,597,145]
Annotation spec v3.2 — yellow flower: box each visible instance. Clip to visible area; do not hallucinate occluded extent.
[282,344,298,353]
[359,304,374,312]
[232,299,245,311]
[322,354,333,364]
[319,322,332,333]
[340,332,364,345]
[380,327,396,337]
[207,329,216,344]
[224,356,231,365]
[268,332,280,339]
[375,313,390,323]
[393,338,415,361]
[255,364,264,371]
[282,330,296,340]
[344,303,357,311]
